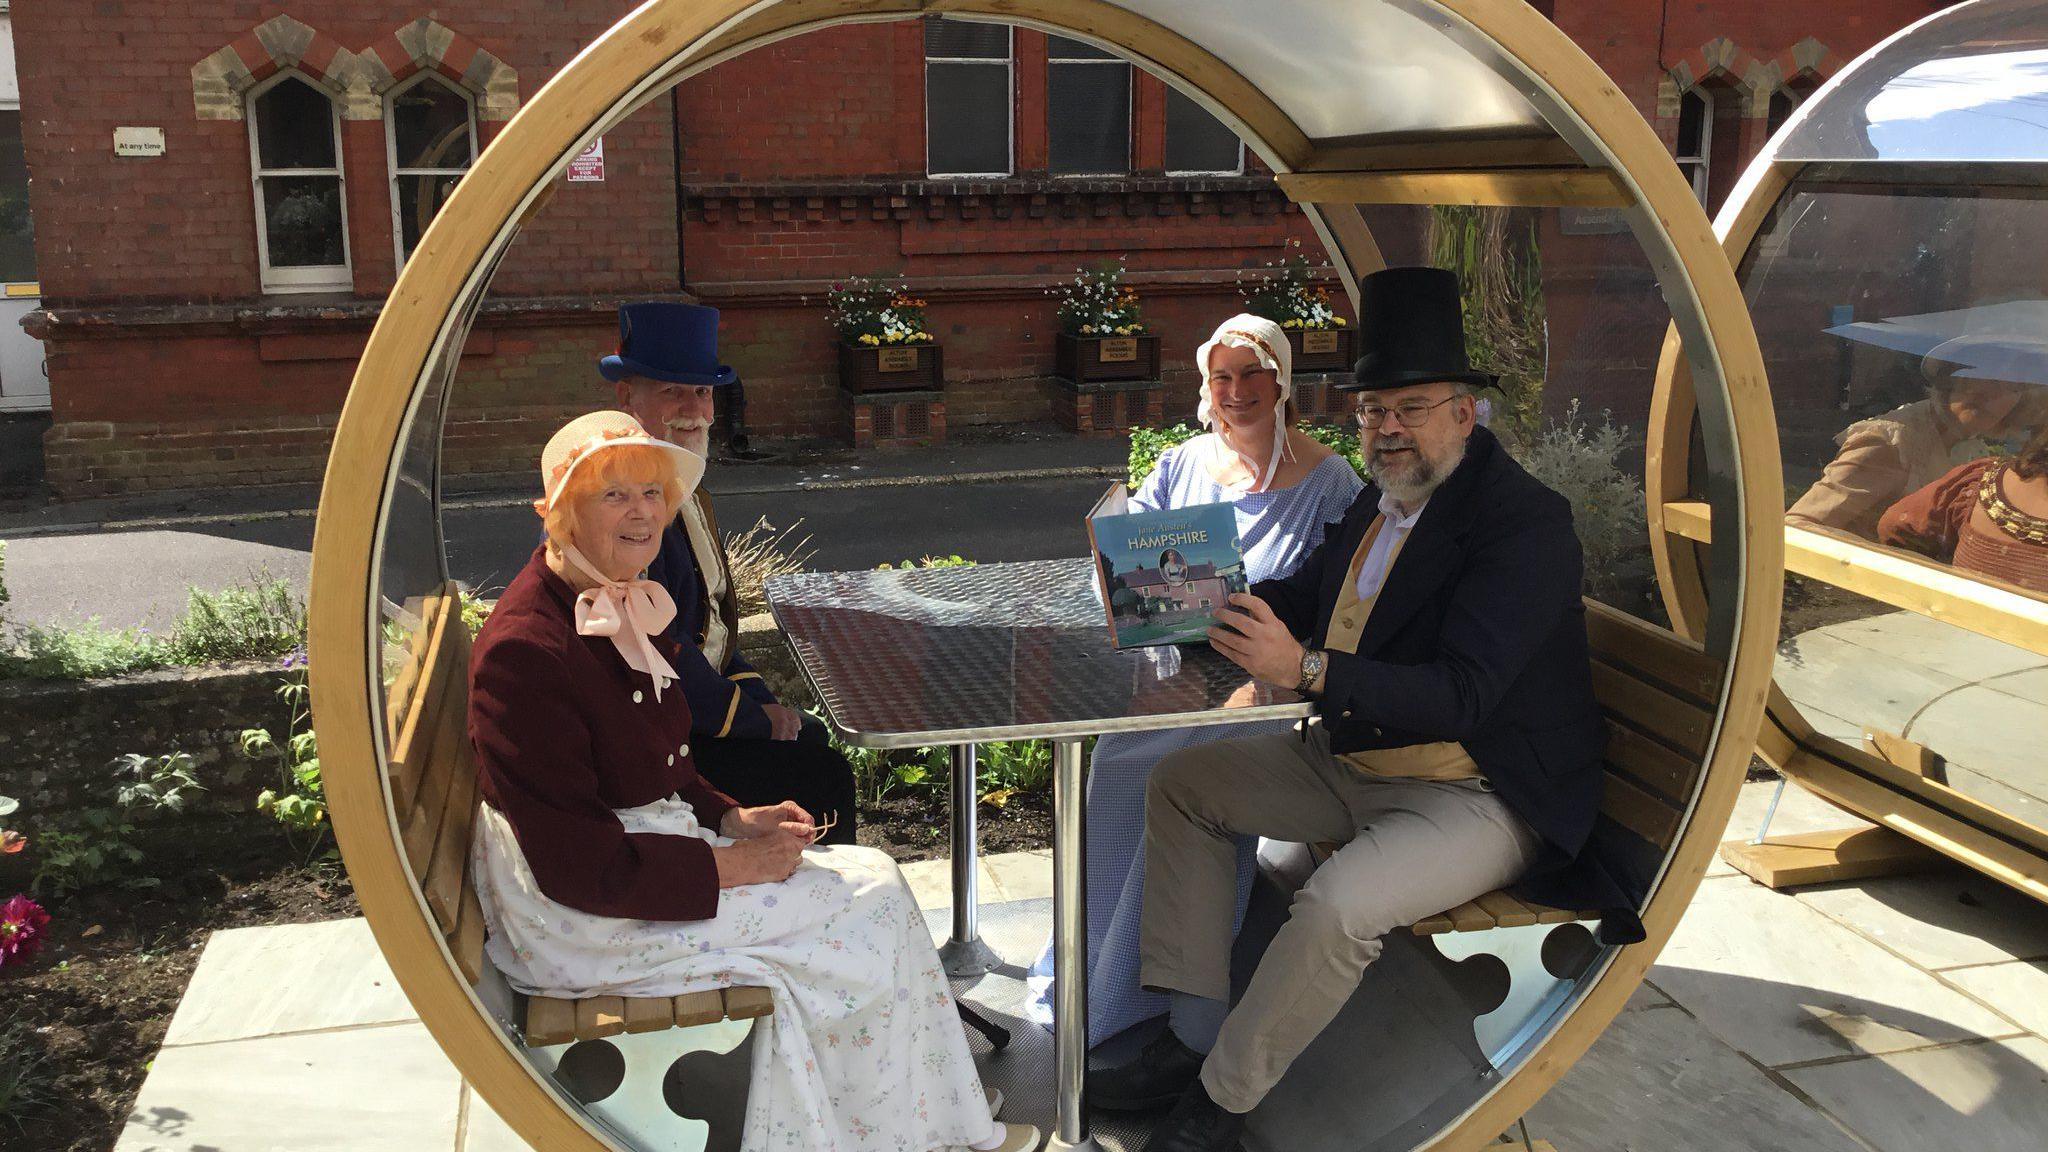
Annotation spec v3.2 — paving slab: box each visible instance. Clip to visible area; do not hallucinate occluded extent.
[460,1085,533,1152]
[1944,960,2048,1037]
[1986,664,2048,705]
[984,850,1054,902]
[897,855,1004,910]
[1812,611,2045,682]
[1525,1004,1869,1152]
[161,917,417,1046]
[1796,868,2048,971]
[1775,628,1966,735]
[1650,880,2020,1066]
[1784,1036,2048,1152]
[115,1022,461,1152]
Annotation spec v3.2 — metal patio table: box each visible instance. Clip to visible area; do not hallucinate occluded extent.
[766,558,1311,1152]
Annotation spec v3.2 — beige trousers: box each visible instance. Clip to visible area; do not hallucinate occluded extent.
[1140,722,1543,1113]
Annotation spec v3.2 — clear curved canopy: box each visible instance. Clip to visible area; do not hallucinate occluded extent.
[1777,0,2048,163]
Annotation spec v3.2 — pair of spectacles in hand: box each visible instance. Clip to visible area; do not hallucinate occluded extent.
[805,815,838,846]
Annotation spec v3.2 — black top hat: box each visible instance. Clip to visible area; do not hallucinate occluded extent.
[1344,266,1497,392]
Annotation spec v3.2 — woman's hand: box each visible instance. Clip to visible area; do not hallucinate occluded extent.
[712,830,807,887]
[721,801,815,841]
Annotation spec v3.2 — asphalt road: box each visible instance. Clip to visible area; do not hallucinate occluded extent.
[3,475,1112,631]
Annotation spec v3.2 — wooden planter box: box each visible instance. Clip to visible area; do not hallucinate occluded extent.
[1286,327,1356,373]
[838,341,943,394]
[1054,332,1162,383]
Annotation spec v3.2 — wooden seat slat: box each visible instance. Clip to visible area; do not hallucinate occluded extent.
[389,598,458,817]
[453,882,487,986]
[1410,911,1456,934]
[526,997,579,1047]
[672,990,729,1028]
[1602,719,1695,804]
[1600,771,1684,849]
[401,668,470,875]
[1443,901,1497,931]
[623,997,676,1034]
[576,996,629,1041]
[1474,890,1541,928]
[423,759,479,934]
[723,986,775,1020]
[1584,601,1721,703]
[1592,662,1712,758]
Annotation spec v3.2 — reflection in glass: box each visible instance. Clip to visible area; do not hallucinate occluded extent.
[0,112,36,284]
[254,76,339,170]
[261,176,346,267]
[1880,425,2048,594]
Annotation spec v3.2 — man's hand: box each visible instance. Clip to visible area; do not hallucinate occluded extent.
[721,801,815,842]
[1208,593,1306,689]
[763,703,803,742]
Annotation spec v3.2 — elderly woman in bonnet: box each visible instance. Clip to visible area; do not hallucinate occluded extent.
[468,410,1036,1152]
[1024,314,1364,1049]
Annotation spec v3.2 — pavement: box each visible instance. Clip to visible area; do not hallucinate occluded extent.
[0,427,1130,631]
[110,778,2048,1152]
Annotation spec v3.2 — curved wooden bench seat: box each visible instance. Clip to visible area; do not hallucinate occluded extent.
[386,585,775,1051]
[1314,599,1719,935]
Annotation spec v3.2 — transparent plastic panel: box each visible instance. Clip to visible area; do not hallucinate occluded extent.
[1738,176,2048,838]
[1777,0,2048,163]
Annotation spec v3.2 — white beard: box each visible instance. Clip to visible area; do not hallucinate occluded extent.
[1370,437,1466,506]
[667,422,711,458]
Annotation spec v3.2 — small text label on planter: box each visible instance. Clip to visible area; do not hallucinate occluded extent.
[1098,337,1139,363]
[1302,330,1340,354]
[877,347,920,372]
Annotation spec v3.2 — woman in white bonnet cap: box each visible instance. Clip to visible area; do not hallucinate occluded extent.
[1025,313,1364,1049]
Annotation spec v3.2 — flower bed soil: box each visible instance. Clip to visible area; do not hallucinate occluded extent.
[8,797,1050,1151]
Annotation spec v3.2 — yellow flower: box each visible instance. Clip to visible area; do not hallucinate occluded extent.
[1333,317,1348,327]
[859,334,879,345]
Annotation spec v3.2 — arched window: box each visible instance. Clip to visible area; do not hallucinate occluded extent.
[247,72,350,292]
[1675,87,1712,205]
[386,73,478,267]
[1164,88,1243,176]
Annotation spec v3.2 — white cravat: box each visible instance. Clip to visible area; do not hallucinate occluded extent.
[1354,490,1429,601]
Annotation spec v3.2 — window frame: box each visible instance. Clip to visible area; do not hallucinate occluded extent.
[247,69,352,294]
[1162,87,1244,177]
[384,71,480,270]
[1046,36,1132,178]
[1674,86,1713,205]
[924,21,1014,180]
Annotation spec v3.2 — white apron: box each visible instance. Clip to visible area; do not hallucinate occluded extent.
[472,796,996,1152]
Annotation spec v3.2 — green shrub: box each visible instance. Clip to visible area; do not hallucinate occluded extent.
[459,587,493,638]
[0,621,167,681]
[30,753,203,899]
[1517,401,1652,604]
[0,540,11,616]
[976,740,1052,809]
[1131,422,1368,488]
[882,554,975,570]
[169,578,304,664]
[244,673,329,864]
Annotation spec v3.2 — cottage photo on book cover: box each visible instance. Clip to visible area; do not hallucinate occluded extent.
[1089,499,1247,648]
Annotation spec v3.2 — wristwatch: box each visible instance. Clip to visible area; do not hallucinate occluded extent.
[1295,648,1326,695]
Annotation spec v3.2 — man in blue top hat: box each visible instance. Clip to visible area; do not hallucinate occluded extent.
[600,301,857,844]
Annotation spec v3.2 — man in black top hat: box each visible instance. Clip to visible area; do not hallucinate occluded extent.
[600,301,858,844]
[1091,267,1608,1151]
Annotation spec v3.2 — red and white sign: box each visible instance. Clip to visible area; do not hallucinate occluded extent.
[567,138,605,183]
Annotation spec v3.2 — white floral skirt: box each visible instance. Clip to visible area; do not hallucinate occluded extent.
[472,796,995,1152]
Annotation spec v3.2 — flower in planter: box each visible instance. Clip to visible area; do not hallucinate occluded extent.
[1238,243,1351,331]
[1051,260,1147,338]
[0,830,23,855]
[0,894,50,968]
[827,275,935,346]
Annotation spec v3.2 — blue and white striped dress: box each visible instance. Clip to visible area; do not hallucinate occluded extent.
[1025,437,1364,1045]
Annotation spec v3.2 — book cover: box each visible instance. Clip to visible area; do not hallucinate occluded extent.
[1085,483,1248,648]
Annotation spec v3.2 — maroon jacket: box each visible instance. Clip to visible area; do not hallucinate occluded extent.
[469,546,739,921]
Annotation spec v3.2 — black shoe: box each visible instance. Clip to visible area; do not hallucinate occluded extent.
[1089,1028,1205,1112]
[1141,1080,1247,1152]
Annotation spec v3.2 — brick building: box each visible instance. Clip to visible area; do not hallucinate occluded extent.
[9,1,1949,497]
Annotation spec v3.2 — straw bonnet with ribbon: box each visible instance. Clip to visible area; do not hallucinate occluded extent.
[535,410,707,701]
[1195,313,1294,494]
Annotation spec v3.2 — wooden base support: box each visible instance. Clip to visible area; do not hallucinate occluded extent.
[1719,825,1943,890]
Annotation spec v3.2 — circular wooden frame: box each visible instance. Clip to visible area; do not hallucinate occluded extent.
[1647,1,2048,905]
[309,3,1784,1149]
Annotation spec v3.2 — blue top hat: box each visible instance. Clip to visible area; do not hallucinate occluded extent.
[598,302,737,387]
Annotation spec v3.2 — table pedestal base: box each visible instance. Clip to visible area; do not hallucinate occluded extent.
[939,935,1004,977]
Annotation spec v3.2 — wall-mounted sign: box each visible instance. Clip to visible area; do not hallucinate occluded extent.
[113,127,165,158]
[877,347,920,372]
[567,138,605,182]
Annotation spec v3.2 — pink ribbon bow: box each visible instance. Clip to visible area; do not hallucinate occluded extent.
[561,544,681,701]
